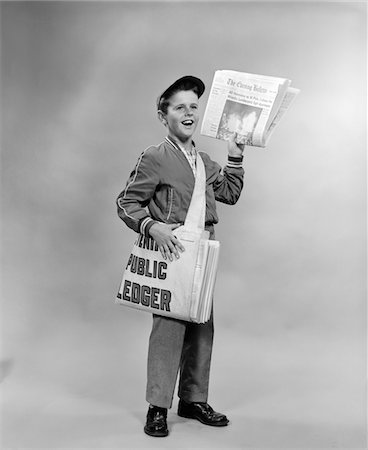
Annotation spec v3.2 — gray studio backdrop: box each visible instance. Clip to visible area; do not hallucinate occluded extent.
[1,1,366,449]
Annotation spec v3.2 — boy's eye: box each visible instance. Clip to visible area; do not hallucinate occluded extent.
[174,104,198,111]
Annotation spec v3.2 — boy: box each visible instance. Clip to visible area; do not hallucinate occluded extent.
[116,75,245,436]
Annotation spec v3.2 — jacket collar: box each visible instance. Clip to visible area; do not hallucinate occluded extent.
[165,136,196,152]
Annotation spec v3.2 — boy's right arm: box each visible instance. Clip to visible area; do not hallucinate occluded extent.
[116,149,159,236]
[117,149,185,261]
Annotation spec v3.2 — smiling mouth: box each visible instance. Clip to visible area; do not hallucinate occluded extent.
[182,120,194,126]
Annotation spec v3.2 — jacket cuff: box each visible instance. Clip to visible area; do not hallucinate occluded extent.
[139,217,156,236]
[227,154,243,168]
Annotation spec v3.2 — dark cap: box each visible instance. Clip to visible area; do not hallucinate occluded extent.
[156,75,205,110]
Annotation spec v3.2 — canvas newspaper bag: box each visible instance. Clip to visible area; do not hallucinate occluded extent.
[116,154,220,323]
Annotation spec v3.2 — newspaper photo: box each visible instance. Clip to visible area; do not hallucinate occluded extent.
[200,70,300,148]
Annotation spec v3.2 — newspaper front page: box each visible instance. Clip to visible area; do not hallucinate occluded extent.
[201,70,299,147]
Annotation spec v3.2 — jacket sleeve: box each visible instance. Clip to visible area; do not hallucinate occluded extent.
[203,153,245,205]
[116,147,160,235]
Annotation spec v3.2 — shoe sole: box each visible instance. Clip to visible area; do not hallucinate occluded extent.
[144,427,169,437]
[178,412,229,427]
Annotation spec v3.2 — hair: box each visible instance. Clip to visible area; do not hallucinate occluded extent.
[158,81,200,114]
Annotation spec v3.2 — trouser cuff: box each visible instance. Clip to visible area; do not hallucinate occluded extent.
[178,389,208,404]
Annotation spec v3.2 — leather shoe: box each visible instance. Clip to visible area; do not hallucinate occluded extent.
[177,400,229,426]
[144,405,169,437]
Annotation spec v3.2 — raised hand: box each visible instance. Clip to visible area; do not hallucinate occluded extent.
[227,132,245,157]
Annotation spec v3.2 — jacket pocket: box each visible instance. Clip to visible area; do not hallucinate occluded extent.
[166,187,174,220]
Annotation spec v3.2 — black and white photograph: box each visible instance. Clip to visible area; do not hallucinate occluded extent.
[1,1,366,449]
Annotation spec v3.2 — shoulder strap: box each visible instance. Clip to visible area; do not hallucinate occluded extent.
[184,153,206,231]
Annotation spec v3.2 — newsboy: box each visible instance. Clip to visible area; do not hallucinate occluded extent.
[116,75,245,437]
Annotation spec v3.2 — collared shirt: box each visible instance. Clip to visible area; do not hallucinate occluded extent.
[165,136,197,176]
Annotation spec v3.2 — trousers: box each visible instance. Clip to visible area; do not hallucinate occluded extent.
[146,226,216,409]
[146,311,214,409]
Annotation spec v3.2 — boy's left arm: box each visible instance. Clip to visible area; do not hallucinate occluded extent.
[211,134,245,205]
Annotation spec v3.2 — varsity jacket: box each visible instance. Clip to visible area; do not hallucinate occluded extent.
[116,137,244,236]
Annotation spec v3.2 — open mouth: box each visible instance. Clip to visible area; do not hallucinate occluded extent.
[182,120,194,127]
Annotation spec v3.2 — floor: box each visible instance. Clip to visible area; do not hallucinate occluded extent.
[1,311,366,449]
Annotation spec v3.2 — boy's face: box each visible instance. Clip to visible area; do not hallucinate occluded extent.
[162,90,199,142]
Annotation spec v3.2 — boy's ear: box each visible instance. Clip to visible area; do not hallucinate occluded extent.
[157,110,167,126]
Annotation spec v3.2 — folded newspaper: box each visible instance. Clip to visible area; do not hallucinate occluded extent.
[200,70,300,148]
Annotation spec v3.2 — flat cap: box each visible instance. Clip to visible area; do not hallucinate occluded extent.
[156,75,205,110]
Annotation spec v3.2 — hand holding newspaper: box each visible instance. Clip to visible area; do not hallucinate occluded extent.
[200,70,300,148]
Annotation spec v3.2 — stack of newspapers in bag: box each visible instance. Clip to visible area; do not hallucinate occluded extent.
[116,232,220,324]
[190,238,220,323]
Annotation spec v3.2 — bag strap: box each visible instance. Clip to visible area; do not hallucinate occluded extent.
[183,153,206,231]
